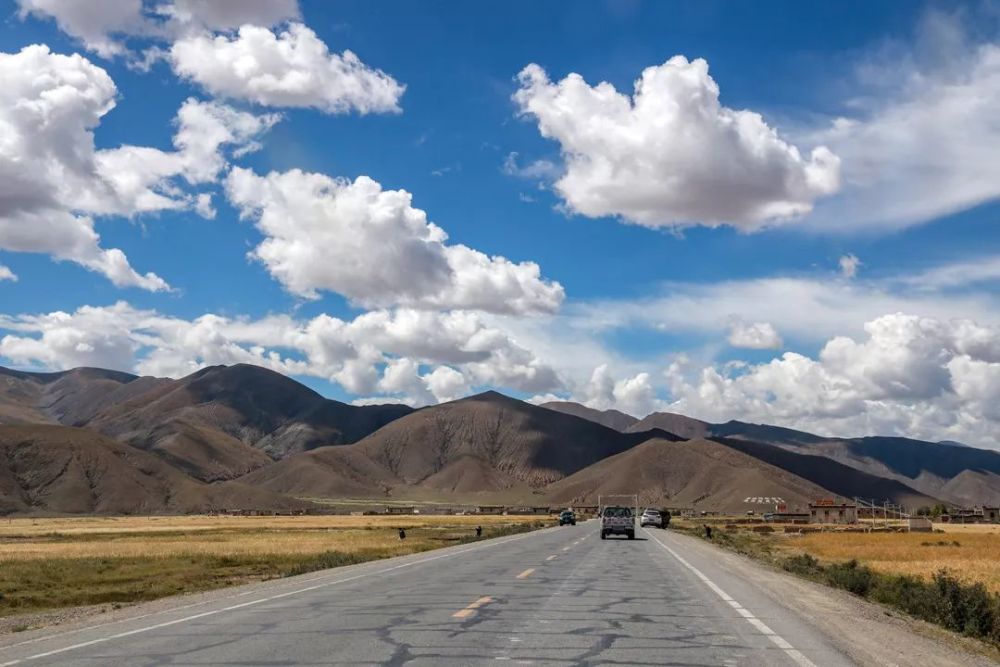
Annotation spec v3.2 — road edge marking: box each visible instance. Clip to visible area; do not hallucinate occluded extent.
[643,528,818,667]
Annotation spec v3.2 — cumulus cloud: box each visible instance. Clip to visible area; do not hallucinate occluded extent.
[170,23,404,113]
[666,313,1000,449]
[0,45,277,289]
[727,321,783,350]
[161,0,299,33]
[0,302,559,403]
[225,167,564,314]
[16,0,300,56]
[513,58,840,229]
[17,0,147,58]
[374,358,471,406]
[0,265,17,282]
[530,364,658,419]
[805,11,1000,230]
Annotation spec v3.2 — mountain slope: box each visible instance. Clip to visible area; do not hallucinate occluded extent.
[540,401,638,432]
[710,436,941,508]
[545,438,834,511]
[627,411,711,440]
[269,392,680,496]
[0,425,308,515]
[718,429,1000,506]
[1,364,413,482]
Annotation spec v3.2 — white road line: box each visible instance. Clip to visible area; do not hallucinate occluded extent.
[0,528,553,666]
[643,529,818,667]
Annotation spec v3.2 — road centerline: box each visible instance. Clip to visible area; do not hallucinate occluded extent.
[453,595,493,619]
[515,568,535,579]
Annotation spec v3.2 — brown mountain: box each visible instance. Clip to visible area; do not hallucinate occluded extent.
[628,411,711,440]
[715,428,1000,507]
[249,391,682,499]
[545,438,834,511]
[540,401,639,431]
[1,364,413,482]
[0,425,307,515]
[1,362,991,514]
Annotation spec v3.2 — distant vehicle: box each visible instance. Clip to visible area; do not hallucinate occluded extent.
[558,509,576,526]
[600,506,634,540]
[640,508,662,528]
[746,510,755,516]
[763,512,775,522]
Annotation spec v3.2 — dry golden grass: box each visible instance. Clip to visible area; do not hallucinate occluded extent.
[775,531,1000,593]
[0,515,544,560]
[931,523,1000,534]
[0,513,539,536]
[0,514,548,618]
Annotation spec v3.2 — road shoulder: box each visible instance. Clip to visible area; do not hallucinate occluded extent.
[648,528,1000,667]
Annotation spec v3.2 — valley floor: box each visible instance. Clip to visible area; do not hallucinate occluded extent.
[0,514,545,622]
[0,521,995,666]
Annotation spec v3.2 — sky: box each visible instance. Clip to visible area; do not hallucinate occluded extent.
[1,0,1000,449]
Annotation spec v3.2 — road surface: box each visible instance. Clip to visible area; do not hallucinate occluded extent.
[0,522,985,666]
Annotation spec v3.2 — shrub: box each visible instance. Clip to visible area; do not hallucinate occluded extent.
[932,570,997,638]
[782,553,822,577]
[824,559,875,596]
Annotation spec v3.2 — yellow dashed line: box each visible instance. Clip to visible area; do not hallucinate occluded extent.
[452,596,492,619]
[546,555,557,561]
[516,568,536,579]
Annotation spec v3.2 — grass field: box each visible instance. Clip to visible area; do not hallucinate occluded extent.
[773,529,1000,593]
[0,514,547,620]
[675,518,1000,648]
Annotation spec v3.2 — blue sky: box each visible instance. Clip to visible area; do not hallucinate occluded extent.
[1,1,999,449]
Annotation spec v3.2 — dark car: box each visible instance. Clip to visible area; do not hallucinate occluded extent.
[558,509,576,526]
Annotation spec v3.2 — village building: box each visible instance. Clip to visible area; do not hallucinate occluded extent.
[808,500,858,524]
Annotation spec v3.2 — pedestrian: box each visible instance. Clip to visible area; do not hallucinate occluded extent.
[475,525,482,538]
[398,527,406,540]
[704,524,712,539]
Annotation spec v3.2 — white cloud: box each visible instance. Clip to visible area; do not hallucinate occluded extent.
[0,265,17,282]
[225,167,564,314]
[374,358,470,406]
[0,302,559,402]
[162,0,299,33]
[727,321,783,350]
[665,313,1000,449]
[896,253,1000,291]
[839,254,861,279]
[0,45,165,290]
[170,23,404,113]
[16,0,300,57]
[502,152,561,181]
[513,58,840,229]
[17,0,147,58]
[805,12,1000,230]
[0,45,277,290]
[571,272,1000,347]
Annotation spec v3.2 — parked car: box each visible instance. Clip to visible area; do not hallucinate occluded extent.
[600,506,634,539]
[558,509,576,526]
[640,508,663,528]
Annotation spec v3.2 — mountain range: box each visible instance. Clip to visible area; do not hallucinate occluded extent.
[1,363,997,515]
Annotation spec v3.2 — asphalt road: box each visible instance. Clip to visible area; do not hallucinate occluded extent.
[0,522,867,666]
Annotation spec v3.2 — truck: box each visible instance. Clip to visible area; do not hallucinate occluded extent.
[600,505,634,540]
